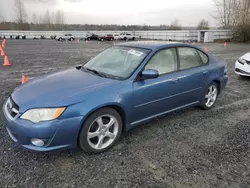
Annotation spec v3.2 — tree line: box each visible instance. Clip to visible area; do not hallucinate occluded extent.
[0,0,65,30]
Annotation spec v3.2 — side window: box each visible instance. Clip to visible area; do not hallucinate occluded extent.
[178,47,202,70]
[145,48,177,75]
[197,50,208,64]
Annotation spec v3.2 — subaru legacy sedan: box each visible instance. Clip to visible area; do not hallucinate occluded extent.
[2,41,228,153]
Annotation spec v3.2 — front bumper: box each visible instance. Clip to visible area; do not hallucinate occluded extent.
[235,61,250,76]
[2,100,83,152]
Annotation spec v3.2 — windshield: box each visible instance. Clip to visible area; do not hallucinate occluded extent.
[83,46,150,79]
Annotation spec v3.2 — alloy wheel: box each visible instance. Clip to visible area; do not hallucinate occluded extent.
[205,85,218,108]
[87,115,119,150]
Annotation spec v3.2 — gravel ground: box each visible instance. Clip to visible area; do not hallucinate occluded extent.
[1,40,250,188]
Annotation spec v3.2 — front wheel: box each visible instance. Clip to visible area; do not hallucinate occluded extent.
[79,108,122,153]
[200,82,218,110]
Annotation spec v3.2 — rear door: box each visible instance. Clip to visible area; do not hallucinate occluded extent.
[175,47,210,104]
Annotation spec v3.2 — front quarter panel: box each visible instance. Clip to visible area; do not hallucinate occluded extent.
[59,81,134,127]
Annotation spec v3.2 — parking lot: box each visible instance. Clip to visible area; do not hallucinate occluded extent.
[0,40,250,188]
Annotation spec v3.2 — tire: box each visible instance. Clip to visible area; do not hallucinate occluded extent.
[132,37,135,40]
[58,37,63,41]
[69,37,73,41]
[79,108,123,153]
[124,37,127,41]
[110,38,113,41]
[200,82,219,110]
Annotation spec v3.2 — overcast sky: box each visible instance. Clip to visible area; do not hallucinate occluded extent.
[0,0,217,26]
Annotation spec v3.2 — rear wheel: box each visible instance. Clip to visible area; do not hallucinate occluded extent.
[58,37,63,41]
[200,82,218,110]
[79,108,122,153]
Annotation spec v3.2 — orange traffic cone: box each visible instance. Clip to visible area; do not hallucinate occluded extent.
[22,75,27,84]
[0,46,5,56]
[3,56,11,66]
[204,47,208,52]
[2,39,6,48]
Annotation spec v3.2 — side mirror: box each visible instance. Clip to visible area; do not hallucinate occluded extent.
[141,69,159,80]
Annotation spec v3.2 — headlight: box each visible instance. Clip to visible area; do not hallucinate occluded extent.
[238,58,247,65]
[20,108,66,123]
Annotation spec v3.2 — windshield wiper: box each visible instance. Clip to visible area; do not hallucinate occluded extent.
[83,67,107,78]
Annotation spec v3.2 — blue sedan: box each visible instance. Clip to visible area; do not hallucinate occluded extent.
[2,41,228,153]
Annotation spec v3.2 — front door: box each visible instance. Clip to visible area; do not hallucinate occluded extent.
[132,48,180,124]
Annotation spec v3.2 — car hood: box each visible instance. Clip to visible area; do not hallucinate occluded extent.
[11,68,119,112]
[241,52,250,61]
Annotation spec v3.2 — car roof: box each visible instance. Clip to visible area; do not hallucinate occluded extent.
[115,41,193,50]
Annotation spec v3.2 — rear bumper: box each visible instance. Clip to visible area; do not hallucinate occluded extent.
[2,100,83,152]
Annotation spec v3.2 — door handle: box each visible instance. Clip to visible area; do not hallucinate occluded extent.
[203,71,208,75]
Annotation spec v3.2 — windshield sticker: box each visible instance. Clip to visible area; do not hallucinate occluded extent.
[128,49,144,56]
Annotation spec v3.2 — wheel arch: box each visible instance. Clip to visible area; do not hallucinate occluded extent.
[212,79,221,94]
[80,103,127,131]
[76,103,127,147]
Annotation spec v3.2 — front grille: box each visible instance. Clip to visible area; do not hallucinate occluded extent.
[5,97,19,119]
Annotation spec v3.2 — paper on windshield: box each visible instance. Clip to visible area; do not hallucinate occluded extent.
[128,49,144,56]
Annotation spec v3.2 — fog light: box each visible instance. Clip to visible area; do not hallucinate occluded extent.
[31,138,45,147]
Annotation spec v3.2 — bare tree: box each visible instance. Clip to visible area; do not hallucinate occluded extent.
[0,13,4,23]
[51,12,55,25]
[43,10,52,30]
[168,19,181,30]
[55,10,65,30]
[31,13,38,24]
[214,0,250,41]
[0,0,4,22]
[197,19,210,30]
[14,0,27,25]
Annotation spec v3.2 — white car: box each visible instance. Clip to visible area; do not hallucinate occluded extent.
[56,34,75,41]
[113,34,120,40]
[235,52,250,76]
[119,32,135,40]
